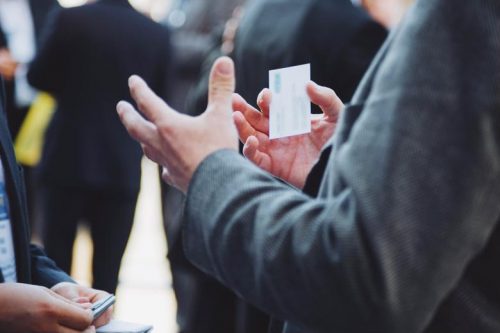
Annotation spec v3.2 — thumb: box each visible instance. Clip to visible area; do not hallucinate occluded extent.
[207,56,235,112]
[306,81,343,122]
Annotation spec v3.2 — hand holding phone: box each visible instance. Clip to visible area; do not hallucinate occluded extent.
[92,295,115,321]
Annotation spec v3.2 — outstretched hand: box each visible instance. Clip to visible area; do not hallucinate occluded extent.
[232,82,343,189]
[117,57,238,193]
[51,282,112,328]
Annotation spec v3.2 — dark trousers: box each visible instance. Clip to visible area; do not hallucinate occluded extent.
[41,186,138,293]
[163,183,271,333]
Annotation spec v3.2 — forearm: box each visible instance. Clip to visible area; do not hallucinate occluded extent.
[184,119,500,333]
[183,150,397,332]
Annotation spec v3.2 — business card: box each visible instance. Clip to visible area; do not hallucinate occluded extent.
[269,64,311,139]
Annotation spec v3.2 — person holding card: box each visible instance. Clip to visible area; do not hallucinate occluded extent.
[117,0,500,332]
[0,78,112,332]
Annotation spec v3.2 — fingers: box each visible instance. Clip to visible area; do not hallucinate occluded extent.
[242,136,259,161]
[243,136,271,171]
[74,297,91,304]
[54,298,94,330]
[48,288,88,309]
[117,101,159,148]
[207,56,235,113]
[256,88,271,118]
[306,81,343,122]
[86,290,110,304]
[128,75,175,124]
[75,289,112,328]
[161,167,179,190]
[232,94,269,134]
[232,93,251,113]
[233,111,257,143]
[93,307,113,328]
[83,326,97,333]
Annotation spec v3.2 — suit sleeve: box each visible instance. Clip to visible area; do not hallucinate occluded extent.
[182,1,500,332]
[30,244,74,287]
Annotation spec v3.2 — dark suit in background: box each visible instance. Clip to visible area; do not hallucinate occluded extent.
[28,0,172,294]
[164,0,246,111]
[182,0,500,332]
[0,0,60,138]
[234,0,387,105]
[162,1,249,332]
[0,78,72,286]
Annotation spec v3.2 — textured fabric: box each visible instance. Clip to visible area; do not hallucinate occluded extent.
[0,79,73,287]
[183,0,500,332]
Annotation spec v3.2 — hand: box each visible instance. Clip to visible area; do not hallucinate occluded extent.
[0,48,18,81]
[232,82,343,189]
[51,282,113,328]
[359,0,410,28]
[0,283,95,333]
[117,56,238,193]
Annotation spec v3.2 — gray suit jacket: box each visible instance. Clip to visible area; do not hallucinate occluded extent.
[183,0,500,332]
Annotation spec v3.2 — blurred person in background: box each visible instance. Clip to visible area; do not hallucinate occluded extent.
[164,0,246,111]
[234,0,387,107]
[0,0,60,139]
[28,0,172,294]
[0,0,61,232]
[162,1,251,333]
[0,77,112,333]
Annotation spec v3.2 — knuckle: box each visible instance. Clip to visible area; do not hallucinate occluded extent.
[136,95,148,112]
[142,146,153,159]
[38,300,56,319]
[158,121,173,136]
[128,123,142,139]
[211,81,234,96]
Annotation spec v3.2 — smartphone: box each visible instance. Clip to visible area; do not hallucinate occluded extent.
[92,295,115,320]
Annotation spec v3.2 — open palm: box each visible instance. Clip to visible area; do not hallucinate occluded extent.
[232,82,343,189]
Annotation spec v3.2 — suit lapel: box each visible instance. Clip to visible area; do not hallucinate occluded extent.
[302,28,398,196]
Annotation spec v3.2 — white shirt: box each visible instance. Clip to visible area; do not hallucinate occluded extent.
[0,157,17,282]
[0,0,37,107]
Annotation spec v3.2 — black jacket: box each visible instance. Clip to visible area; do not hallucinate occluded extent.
[28,0,172,194]
[0,80,72,286]
[234,0,387,105]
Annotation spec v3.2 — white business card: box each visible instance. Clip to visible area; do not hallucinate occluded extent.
[269,64,311,139]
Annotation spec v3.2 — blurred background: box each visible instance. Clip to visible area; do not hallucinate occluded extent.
[70,157,177,332]
[47,1,176,331]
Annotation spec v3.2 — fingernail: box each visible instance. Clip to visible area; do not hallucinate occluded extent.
[116,101,125,113]
[128,75,137,87]
[217,59,233,76]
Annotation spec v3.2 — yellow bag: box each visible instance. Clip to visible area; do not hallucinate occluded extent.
[14,93,56,166]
